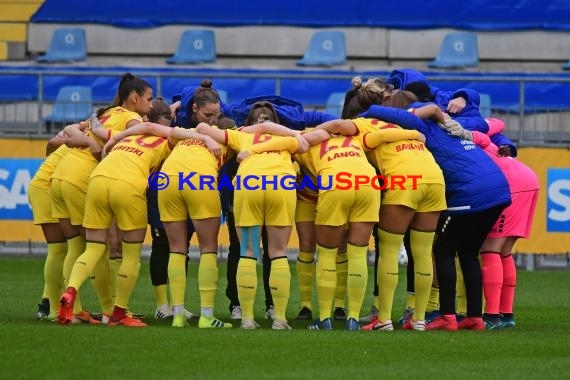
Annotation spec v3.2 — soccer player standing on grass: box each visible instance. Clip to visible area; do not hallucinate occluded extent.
[195,121,305,330]
[50,73,153,323]
[30,133,72,320]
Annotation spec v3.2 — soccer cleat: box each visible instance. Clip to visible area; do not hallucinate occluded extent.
[230,306,242,320]
[345,318,361,331]
[199,316,233,329]
[483,315,503,331]
[272,319,293,330]
[35,298,50,320]
[500,315,516,329]
[359,305,379,323]
[240,318,259,330]
[172,314,188,328]
[458,316,485,331]
[426,314,458,331]
[265,306,276,320]
[154,304,174,320]
[57,290,76,325]
[333,307,347,321]
[72,310,102,325]
[425,310,441,323]
[308,318,333,331]
[294,306,313,320]
[402,318,426,331]
[108,316,148,327]
[184,308,198,320]
[361,317,394,331]
[398,307,415,325]
[456,313,467,323]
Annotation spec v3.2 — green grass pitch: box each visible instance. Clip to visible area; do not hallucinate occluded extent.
[0,256,569,379]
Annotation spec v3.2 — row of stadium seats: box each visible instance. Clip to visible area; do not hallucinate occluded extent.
[37,27,570,70]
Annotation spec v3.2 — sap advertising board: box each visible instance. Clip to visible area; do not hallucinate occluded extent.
[547,168,570,233]
[0,159,43,220]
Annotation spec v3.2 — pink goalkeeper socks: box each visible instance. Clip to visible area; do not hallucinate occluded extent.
[481,252,503,315]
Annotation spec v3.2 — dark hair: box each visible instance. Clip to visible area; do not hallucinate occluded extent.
[243,101,280,126]
[403,81,434,102]
[147,97,172,124]
[96,72,152,117]
[384,90,418,109]
[215,114,236,130]
[341,76,366,119]
[193,79,221,108]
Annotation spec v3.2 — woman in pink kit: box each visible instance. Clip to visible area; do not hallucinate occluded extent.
[450,117,539,329]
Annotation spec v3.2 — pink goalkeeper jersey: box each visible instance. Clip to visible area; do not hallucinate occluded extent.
[472,131,539,193]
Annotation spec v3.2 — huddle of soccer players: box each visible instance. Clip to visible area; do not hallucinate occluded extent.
[30,68,537,330]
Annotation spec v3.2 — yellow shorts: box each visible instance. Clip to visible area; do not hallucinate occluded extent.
[234,187,296,227]
[50,178,86,226]
[315,186,380,226]
[295,199,316,223]
[83,176,147,231]
[158,175,221,221]
[382,183,447,212]
[28,184,58,225]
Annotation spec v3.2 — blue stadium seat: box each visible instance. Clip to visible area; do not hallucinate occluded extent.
[427,32,479,69]
[479,93,492,118]
[324,92,346,117]
[562,60,570,70]
[297,31,347,67]
[36,28,87,63]
[167,29,216,64]
[43,86,93,131]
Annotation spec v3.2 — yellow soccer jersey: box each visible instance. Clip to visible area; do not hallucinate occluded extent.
[162,127,230,177]
[351,117,443,184]
[29,144,71,190]
[90,134,171,191]
[51,107,143,191]
[295,134,376,191]
[224,129,295,176]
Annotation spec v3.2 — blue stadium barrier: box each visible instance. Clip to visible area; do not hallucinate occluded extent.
[1,66,570,114]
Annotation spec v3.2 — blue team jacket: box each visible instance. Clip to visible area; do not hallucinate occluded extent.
[360,104,512,214]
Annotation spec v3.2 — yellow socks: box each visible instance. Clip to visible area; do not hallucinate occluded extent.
[68,241,106,303]
[89,246,114,315]
[409,229,435,321]
[377,228,404,322]
[168,253,188,309]
[427,286,440,312]
[316,244,337,321]
[44,241,67,315]
[335,251,348,310]
[109,258,122,303]
[269,257,291,321]
[64,235,86,314]
[154,285,169,308]
[455,256,467,315]
[115,241,142,310]
[236,257,257,320]
[198,253,218,310]
[296,251,315,309]
[346,243,368,321]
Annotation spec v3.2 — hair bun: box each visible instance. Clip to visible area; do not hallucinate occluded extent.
[351,76,362,89]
